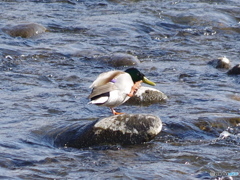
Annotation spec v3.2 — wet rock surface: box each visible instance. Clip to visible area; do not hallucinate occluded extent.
[48,114,162,148]
[96,53,140,67]
[208,57,231,69]
[227,64,240,75]
[126,86,167,106]
[2,23,46,38]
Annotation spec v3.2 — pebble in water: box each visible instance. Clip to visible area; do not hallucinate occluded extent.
[208,57,231,69]
[2,23,46,38]
[97,53,140,67]
[227,64,240,75]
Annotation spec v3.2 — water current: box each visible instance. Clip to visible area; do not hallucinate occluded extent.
[0,0,239,179]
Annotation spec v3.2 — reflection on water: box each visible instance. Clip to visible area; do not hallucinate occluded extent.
[0,0,239,179]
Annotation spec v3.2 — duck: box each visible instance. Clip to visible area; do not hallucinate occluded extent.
[88,68,156,115]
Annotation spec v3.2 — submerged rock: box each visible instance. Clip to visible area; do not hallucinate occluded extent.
[97,53,140,67]
[47,114,162,148]
[2,23,46,38]
[125,86,167,106]
[228,94,240,101]
[227,64,240,75]
[208,57,231,69]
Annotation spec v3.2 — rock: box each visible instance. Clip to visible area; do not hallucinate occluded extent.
[208,57,231,69]
[228,94,240,101]
[227,64,240,75]
[97,53,140,67]
[125,86,167,106]
[2,23,46,38]
[46,114,162,148]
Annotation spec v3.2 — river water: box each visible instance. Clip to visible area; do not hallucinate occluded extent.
[0,0,239,179]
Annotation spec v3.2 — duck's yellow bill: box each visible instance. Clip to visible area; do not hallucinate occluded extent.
[143,77,156,86]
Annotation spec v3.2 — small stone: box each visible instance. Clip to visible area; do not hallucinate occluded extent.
[227,64,240,75]
[219,131,231,139]
[208,57,231,69]
[98,53,140,67]
[2,23,46,38]
[228,94,240,101]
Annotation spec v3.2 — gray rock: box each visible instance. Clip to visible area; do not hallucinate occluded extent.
[93,114,162,144]
[227,64,240,75]
[46,114,162,148]
[208,57,231,69]
[2,23,46,38]
[125,86,167,106]
[97,53,140,67]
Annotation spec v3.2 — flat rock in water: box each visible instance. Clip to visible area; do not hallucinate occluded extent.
[125,86,167,106]
[97,53,140,67]
[2,23,46,38]
[227,64,240,75]
[208,57,231,69]
[49,114,162,148]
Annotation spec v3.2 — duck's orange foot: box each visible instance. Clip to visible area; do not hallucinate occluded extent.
[110,108,125,115]
[114,111,124,115]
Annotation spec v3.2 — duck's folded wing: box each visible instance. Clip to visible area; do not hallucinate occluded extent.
[88,83,118,99]
[89,71,124,88]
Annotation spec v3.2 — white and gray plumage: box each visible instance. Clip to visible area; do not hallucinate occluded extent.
[88,68,156,115]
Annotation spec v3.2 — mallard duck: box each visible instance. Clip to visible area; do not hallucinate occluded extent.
[88,68,156,115]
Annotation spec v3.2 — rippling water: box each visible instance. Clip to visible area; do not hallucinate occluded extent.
[0,0,239,179]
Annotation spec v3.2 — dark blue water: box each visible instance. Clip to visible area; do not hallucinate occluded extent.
[0,0,239,179]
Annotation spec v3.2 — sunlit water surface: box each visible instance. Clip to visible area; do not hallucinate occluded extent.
[0,0,239,179]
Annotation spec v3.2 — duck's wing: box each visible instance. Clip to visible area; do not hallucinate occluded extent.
[88,82,118,99]
[89,70,124,88]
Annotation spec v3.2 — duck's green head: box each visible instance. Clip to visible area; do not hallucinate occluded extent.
[125,68,156,86]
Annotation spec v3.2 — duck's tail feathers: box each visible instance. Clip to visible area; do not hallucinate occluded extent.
[88,96,108,105]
